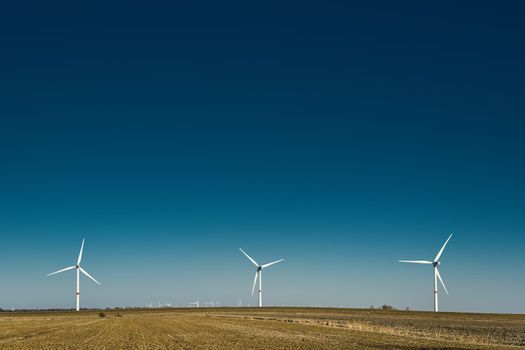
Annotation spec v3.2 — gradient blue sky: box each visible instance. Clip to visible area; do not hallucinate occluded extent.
[1,2,524,313]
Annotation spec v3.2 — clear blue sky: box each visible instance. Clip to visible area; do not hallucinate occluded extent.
[0,1,524,313]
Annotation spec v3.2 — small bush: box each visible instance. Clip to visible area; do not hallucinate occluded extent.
[99,312,106,318]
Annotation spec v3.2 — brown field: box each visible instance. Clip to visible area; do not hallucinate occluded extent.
[0,308,524,349]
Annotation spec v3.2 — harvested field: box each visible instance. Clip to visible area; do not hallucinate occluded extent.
[0,308,523,349]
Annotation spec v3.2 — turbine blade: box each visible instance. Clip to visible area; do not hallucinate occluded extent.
[398,260,433,264]
[239,248,259,267]
[47,266,76,276]
[79,267,101,285]
[436,268,448,295]
[261,259,284,269]
[77,238,85,265]
[434,234,453,262]
[251,271,258,296]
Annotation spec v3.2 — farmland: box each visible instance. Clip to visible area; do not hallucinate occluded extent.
[0,308,523,349]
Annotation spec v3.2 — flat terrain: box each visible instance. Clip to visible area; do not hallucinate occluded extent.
[0,308,524,349]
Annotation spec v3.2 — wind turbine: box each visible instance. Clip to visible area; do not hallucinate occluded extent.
[189,300,200,308]
[239,248,284,307]
[398,234,452,312]
[47,239,101,311]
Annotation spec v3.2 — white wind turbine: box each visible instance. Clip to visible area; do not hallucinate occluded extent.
[399,234,453,312]
[47,239,101,311]
[239,248,284,307]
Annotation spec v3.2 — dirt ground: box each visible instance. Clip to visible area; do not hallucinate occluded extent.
[0,308,523,349]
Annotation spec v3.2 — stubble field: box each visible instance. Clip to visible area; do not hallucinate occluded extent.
[0,308,523,349]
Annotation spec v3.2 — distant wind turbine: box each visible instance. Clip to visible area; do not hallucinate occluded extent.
[47,239,101,311]
[239,248,284,307]
[399,234,453,312]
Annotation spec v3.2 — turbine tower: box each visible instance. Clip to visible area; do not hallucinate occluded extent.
[399,234,452,312]
[47,239,101,311]
[239,248,284,307]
